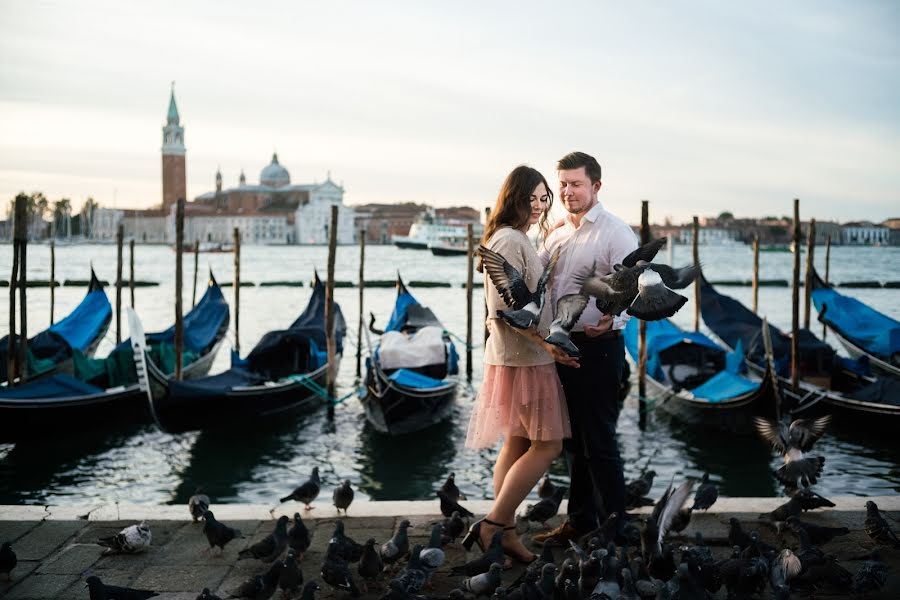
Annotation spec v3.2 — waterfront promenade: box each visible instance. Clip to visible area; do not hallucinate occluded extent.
[1,497,898,599]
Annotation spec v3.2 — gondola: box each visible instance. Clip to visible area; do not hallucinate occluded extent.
[361,276,459,435]
[0,268,111,383]
[810,266,900,379]
[0,275,230,441]
[139,273,345,434]
[699,275,900,428]
[623,317,776,433]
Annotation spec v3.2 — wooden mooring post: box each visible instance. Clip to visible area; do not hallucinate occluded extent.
[233,228,241,355]
[50,240,56,324]
[17,198,28,382]
[638,200,650,430]
[192,237,199,308]
[174,198,185,380]
[7,195,25,385]
[116,224,123,343]
[466,223,474,382]
[326,205,339,419]
[823,235,831,339]
[129,238,135,308]
[791,199,800,393]
[751,235,759,314]
[804,218,816,330]
[356,229,365,379]
[692,216,700,332]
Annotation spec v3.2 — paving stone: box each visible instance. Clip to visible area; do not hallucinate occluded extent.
[55,568,138,598]
[12,520,87,560]
[131,564,230,592]
[0,560,40,597]
[0,520,41,543]
[36,543,102,574]
[3,572,79,599]
[150,519,243,566]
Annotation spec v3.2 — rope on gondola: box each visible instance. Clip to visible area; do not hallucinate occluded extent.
[285,372,355,406]
[445,329,482,350]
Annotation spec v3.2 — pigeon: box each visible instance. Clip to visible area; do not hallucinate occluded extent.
[238,515,290,562]
[358,538,384,591]
[537,474,557,500]
[461,562,503,597]
[202,510,243,553]
[619,568,640,600]
[288,512,312,556]
[0,541,16,581]
[85,575,159,599]
[231,561,281,599]
[438,489,474,519]
[450,530,506,576]
[279,550,304,597]
[726,518,752,550]
[333,480,355,515]
[578,513,621,549]
[521,486,567,528]
[580,262,698,322]
[625,470,656,510]
[419,524,447,574]
[544,293,590,357]
[753,415,830,490]
[656,480,694,546]
[298,581,321,600]
[864,500,900,548]
[97,522,152,555]
[321,541,361,597]
[281,467,321,509]
[189,487,211,522]
[762,495,802,522]
[441,511,466,544]
[770,549,802,589]
[440,472,468,503]
[479,244,561,329]
[330,520,364,563]
[381,519,412,566]
[795,489,836,510]
[690,473,718,511]
[196,588,223,600]
[784,515,849,545]
[851,549,888,596]
[396,544,429,593]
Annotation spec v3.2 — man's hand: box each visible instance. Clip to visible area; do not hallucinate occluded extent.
[582,314,614,337]
[543,342,580,368]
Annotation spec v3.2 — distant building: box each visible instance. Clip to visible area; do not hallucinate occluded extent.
[678,227,739,245]
[91,207,124,241]
[354,203,428,243]
[841,221,890,246]
[122,208,168,243]
[161,86,186,215]
[882,218,900,246]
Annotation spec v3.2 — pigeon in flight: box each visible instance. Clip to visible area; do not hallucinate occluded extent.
[280,466,321,510]
[581,262,698,321]
[189,487,210,522]
[97,522,152,555]
[753,415,830,490]
[479,245,561,329]
[544,294,589,357]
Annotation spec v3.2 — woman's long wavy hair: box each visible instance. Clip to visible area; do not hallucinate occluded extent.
[479,166,553,272]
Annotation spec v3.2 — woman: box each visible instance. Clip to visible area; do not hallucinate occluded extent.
[464,165,578,563]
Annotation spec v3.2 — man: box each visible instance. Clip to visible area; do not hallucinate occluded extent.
[532,151,638,547]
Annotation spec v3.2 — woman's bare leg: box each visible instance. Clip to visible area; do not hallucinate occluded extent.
[493,437,530,498]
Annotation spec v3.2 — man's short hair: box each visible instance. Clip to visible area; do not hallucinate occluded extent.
[557,151,602,183]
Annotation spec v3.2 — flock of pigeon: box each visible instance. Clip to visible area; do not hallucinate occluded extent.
[0,461,897,599]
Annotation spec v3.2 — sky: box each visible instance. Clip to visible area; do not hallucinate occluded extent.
[1,0,898,224]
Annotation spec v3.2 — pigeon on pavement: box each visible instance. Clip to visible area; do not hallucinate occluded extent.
[333,480,355,515]
[238,515,290,562]
[0,541,16,581]
[358,538,384,592]
[202,510,243,554]
[321,541,360,597]
[280,467,322,509]
[438,490,474,519]
[381,519,412,566]
[864,500,900,548]
[189,487,210,522]
[691,473,718,511]
[460,562,503,597]
[97,522,152,555]
[440,473,467,503]
[278,549,303,597]
[85,575,159,600]
[288,512,312,556]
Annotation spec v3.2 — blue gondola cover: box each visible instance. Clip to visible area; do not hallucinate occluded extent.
[812,286,900,362]
[388,368,447,390]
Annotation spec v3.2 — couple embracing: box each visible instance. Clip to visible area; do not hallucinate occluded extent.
[463,151,638,563]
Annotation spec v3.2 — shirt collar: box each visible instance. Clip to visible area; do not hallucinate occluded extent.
[566,200,605,227]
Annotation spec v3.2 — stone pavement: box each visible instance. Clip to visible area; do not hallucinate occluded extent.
[1,497,898,599]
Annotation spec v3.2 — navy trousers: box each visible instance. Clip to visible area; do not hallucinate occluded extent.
[556,333,627,532]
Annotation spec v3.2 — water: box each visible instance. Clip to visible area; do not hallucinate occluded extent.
[1,242,898,506]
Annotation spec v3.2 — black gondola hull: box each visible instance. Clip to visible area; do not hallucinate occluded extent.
[362,368,456,435]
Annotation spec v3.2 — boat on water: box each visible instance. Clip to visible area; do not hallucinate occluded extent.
[361,276,459,435]
[810,266,900,379]
[0,274,230,441]
[428,240,470,256]
[699,275,900,428]
[178,241,235,253]
[623,318,776,433]
[140,273,345,434]
[392,214,483,251]
[0,268,111,383]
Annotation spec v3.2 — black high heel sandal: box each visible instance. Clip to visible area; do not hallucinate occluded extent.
[461,517,506,552]
[501,525,538,565]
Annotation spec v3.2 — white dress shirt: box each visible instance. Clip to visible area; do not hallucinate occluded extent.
[538,201,639,332]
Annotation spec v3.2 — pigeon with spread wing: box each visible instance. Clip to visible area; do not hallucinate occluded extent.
[479,245,560,329]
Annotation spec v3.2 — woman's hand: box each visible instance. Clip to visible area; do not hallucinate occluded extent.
[543,342,580,368]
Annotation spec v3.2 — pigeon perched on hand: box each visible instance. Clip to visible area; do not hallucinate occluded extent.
[753,415,830,490]
[97,522,152,555]
[189,487,210,522]
[864,500,900,548]
[85,575,158,599]
[440,472,467,503]
[0,541,16,580]
[238,515,290,562]
[333,480,354,515]
[202,510,242,554]
[479,245,561,329]
[691,473,718,511]
[281,466,321,509]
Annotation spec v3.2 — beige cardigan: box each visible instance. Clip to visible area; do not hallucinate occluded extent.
[482,227,553,367]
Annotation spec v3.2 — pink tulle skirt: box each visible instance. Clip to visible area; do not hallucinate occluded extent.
[465,363,571,449]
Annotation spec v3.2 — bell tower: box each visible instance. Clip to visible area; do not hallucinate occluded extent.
[161,83,186,213]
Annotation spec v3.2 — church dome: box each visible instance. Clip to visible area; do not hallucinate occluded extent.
[260,153,290,188]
